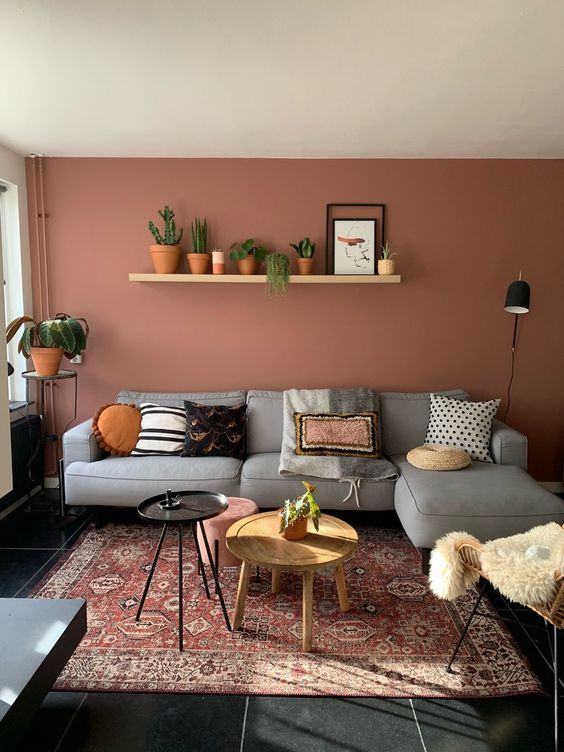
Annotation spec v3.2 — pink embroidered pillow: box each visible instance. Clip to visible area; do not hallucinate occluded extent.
[294,412,381,458]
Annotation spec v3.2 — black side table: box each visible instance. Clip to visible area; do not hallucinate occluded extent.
[136,490,232,651]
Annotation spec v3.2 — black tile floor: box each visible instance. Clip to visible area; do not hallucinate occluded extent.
[1,502,561,752]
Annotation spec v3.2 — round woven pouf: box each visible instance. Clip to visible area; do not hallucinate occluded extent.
[407,444,471,471]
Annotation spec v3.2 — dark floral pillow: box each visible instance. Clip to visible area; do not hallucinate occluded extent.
[182,401,247,459]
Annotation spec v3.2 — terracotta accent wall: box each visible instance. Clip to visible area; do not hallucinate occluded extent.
[26,158,564,480]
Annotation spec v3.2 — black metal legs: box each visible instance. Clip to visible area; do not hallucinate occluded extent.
[136,521,231,651]
[198,520,232,632]
[446,579,488,673]
[136,522,168,622]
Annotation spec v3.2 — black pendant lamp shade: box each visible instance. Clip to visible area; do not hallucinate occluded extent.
[504,280,530,314]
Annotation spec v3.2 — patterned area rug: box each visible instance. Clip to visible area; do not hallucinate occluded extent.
[32,523,542,697]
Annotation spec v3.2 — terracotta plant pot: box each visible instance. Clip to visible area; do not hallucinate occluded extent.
[296,258,314,275]
[237,256,257,275]
[212,250,225,275]
[281,515,308,541]
[30,347,63,377]
[378,259,395,276]
[187,253,210,274]
[149,244,181,274]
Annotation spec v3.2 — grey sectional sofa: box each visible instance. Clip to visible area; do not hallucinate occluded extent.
[63,388,564,556]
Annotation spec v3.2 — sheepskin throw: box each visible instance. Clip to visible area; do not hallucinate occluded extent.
[429,523,564,611]
[279,389,398,489]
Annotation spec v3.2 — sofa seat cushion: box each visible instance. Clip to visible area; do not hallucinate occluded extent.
[393,453,564,548]
[65,456,242,507]
[240,452,395,511]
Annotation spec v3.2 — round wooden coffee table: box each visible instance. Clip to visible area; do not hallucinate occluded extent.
[225,511,358,651]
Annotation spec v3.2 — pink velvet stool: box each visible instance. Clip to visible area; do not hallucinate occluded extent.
[197,497,259,568]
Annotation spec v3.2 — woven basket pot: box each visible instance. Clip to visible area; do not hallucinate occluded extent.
[378,259,395,276]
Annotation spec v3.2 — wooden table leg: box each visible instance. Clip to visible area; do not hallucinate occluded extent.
[302,570,313,651]
[334,563,349,612]
[271,569,281,594]
[233,560,251,630]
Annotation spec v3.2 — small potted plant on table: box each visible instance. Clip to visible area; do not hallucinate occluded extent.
[229,239,269,275]
[279,482,321,540]
[290,237,316,275]
[378,241,397,276]
[187,217,210,274]
[6,313,89,376]
[148,206,183,274]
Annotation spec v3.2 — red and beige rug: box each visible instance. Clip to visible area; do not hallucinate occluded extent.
[32,523,542,698]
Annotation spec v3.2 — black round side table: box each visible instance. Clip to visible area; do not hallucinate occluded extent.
[136,490,231,651]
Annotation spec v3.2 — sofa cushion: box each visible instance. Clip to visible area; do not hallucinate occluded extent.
[182,400,247,459]
[246,390,284,454]
[131,403,186,456]
[393,453,564,548]
[117,390,246,407]
[240,452,395,511]
[379,389,468,456]
[65,456,242,508]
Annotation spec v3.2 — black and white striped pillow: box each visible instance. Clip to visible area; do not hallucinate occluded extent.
[131,403,186,456]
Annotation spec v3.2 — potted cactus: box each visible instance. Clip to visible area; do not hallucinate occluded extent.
[187,217,210,274]
[6,313,89,376]
[290,237,316,275]
[148,206,183,274]
[229,239,269,275]
[378,241,397,276]
[279,482,321,540]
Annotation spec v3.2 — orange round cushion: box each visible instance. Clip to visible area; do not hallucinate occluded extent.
[92,403,141,456]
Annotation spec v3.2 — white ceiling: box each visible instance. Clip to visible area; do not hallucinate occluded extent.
[2,0,564,158]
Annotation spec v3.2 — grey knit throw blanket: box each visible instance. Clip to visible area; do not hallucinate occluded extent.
[278,388,398,504]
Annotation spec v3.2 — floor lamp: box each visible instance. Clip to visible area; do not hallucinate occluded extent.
[503,272,531,422]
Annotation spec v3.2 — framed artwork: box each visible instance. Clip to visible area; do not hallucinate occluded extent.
[332,218,377,275]
[326,203,386,275]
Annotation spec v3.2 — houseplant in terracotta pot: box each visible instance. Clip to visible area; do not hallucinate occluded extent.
[279,482,321,540]
[378,241,397,276]
[229,239,269,275]
[187,217,210,274]
[265,252,291,296]
[290,237,316,275]
[148,206,183,274]
[6,312,89,377]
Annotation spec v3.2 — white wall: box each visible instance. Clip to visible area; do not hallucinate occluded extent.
[0,142,32,401]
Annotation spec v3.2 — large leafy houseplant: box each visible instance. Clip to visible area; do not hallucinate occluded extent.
[279,482,321,540]
[6,313,89,376]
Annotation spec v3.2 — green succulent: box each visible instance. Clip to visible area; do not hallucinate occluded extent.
[6,313,89,358]
[279,482,321,533]
[229,238,269,265]
[380,241,397,260]
[191,217,208,253]
[265,253,291,296]
[148,206,183,245]
[290,237,316,259]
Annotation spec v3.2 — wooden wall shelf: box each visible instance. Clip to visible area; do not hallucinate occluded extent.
[129,273,401,284]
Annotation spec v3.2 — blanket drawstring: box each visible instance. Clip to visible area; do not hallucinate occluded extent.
[340,478,361,508]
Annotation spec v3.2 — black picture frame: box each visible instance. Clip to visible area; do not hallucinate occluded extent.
[326,203,386,275]
[331,218,378,275]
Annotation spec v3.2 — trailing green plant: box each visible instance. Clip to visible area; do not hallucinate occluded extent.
[279,482,321,533]
[290,237,316,258]
[190,217,208,254]
[6,313,89,358]
[229,238,269,265]
[148,206,183,245]
[380,241,397,260]
[265,252,291,296]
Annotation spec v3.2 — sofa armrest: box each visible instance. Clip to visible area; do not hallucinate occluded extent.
[63,418,106,469]
[490,419,527,468]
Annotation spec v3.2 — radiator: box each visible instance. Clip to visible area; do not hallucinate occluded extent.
[0,415,43,513]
